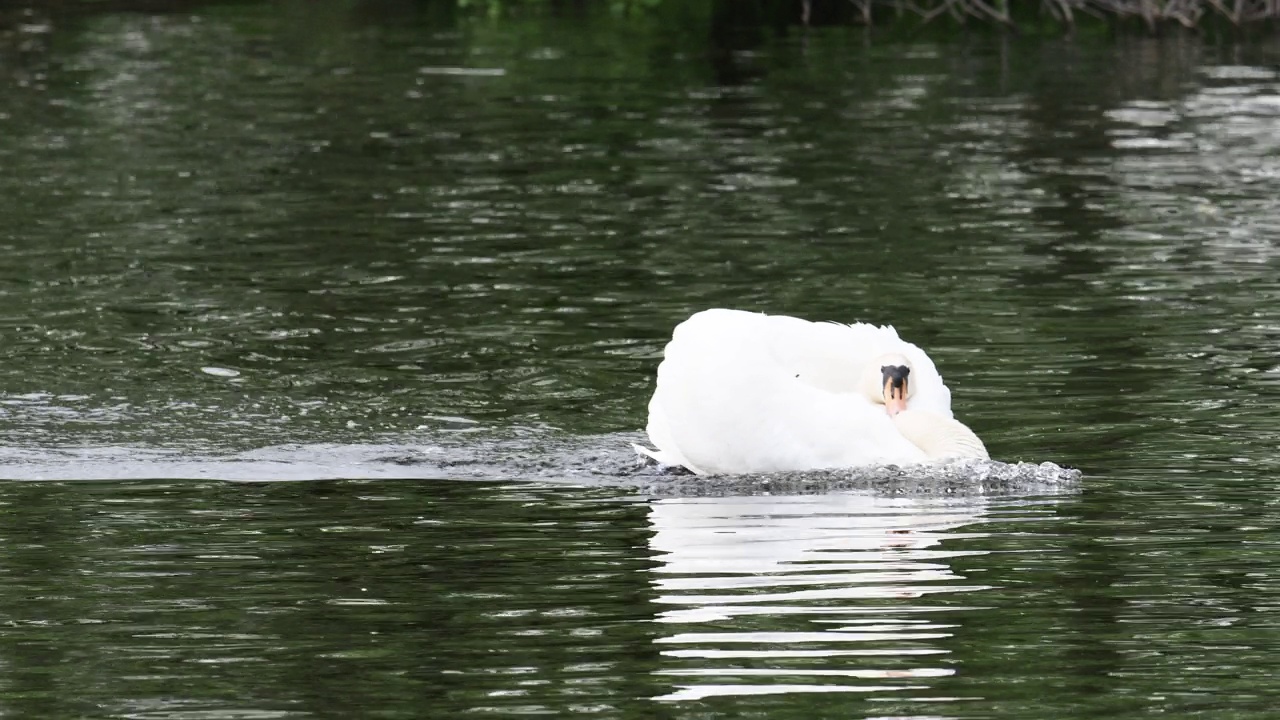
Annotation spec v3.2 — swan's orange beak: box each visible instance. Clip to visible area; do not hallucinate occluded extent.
[885,392,907,417]
[881,364,910,417]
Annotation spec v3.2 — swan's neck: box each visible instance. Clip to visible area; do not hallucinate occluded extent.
[891,409,989,460]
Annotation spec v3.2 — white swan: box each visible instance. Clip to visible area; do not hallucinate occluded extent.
[637,308,988,475]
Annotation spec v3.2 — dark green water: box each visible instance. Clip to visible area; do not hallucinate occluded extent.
[2,3,1280,718]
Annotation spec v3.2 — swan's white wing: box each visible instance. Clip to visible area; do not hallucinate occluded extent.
[646,308,949,474]
[650,364,926,474]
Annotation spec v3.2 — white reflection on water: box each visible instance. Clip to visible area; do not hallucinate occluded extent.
[646,493,990,703]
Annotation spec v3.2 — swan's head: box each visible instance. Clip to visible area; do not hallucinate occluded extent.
[861,353,913,417]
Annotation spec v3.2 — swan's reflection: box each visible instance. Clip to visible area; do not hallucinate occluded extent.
[647,493,990,702]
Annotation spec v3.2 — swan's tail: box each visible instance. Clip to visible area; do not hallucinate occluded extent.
[632,443,700,472]
[632,443,668,464]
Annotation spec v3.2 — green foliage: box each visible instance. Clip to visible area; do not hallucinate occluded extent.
[458,0,665,20]
[451,0,1280,28]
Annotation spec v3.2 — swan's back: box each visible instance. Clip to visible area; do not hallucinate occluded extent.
[646,309,954,474]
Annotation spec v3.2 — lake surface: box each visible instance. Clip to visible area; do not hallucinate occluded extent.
[2,4,1280,718]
